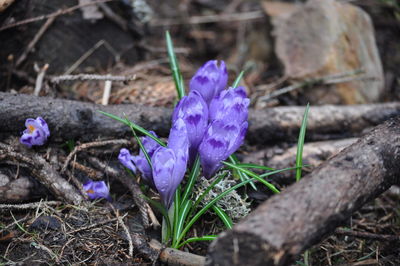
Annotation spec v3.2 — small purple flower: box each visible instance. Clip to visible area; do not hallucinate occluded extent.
[172,91,209,164]
[20,117,50,148]
[199,120,248,179]
[83,180,111,201]
[190,60,228,105]
[152,118,189,208]
[118,148,136,173]
[209,86,250,124]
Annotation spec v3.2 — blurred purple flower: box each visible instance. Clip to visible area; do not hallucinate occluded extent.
[152,118,189,207]
[83,180,111,201]
[199,120,248,179]
[209,86,250,124]
[172,91,209,165]
[118,148,136,173]
[189,60,228,105]
[20,117,50,148]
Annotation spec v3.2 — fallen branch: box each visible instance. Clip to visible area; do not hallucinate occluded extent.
[206,117,400,266]
[0,142,83,205]
[1,92,400,144]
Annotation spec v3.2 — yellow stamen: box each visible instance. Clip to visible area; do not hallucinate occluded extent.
[28,125,35,133]
[86,189,94,194]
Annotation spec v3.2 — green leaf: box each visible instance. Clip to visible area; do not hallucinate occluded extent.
[296,103,310,182]
[212,205,233,229]
[176,235,217,249]
[232,70,245,88]
[223,161,280,194]
[126,117,153,171]
[181,156,201,204]
[99,110,166,147]
[166,31,185,100]
[173,199,192,247]
[234,163,274,171]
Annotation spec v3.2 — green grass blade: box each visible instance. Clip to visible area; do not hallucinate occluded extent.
[223,161,280,194]
[181,156,201,204]
[212,205,233,229]
[296,103,310,182]
[234,163,275,171]
[176,235,217,249]
[126,118,153,171]
[172,199,192,248]
[177,176,260,244]
[232,70,245,88]
[99,110,166,147]
[172,188,181,246]
[166,31,185,100]
[228,155,257,190]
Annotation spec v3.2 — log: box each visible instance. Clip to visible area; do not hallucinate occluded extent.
[243,138,357,187]
[1,92,400,144]
[206,117,400,266]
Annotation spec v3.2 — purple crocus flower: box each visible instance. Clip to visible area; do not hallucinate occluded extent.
[209,86,250,124]
[118,148,136,173]
[83,180,111,201]
[199,120,248,179]
[20,117,50,148]
[189,60,228,105]
[152,118,189,208]
[172,90,209,165]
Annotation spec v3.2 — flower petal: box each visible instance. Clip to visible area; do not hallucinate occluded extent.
[118,148,136,173]
[152,147,176,208]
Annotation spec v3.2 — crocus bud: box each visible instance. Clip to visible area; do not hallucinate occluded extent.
[209,86,250,124]
[83,180,111,201]
[172,91,208,164]
[131,131,160,187]
[199,120,248,179]
[189,60,228,105]
[118,148,136,173]
[20,117,50,148]
[152,118,189,207]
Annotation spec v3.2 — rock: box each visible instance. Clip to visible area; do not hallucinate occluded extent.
[274,0,384,104]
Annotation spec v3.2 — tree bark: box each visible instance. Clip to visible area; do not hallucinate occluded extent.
[2,92,400,144]
[206,117,400,266]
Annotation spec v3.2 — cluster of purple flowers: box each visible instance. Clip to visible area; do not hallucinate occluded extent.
[119,60,249,207]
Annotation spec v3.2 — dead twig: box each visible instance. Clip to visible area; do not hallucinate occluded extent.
[15,17,55,67]
[0,201,61,211]
[335,228,400,242]
[110,205,133,257]
[258,69,368,102]
[0,0,114,31]
[87,157,159,229]
[0,142,83,204]
[50,74,136,83]
[34,64,49,96]
[150,10,264,27]
[61,139,131,174]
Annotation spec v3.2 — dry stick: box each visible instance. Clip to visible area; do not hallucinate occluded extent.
[150,10,264,26]
[15,17,56,67]
[2,92,400,145]
[109,205,134,257]
[0,142,83,205]
[334,228,400,242]
[258,69,366,102]
[0,201,61,211]
[61,139,131,173]
[67,216,120,234]
[34,64,49,96]
[0,0,114,31]
[50,74,136,83]
[206,117,400,266]
[88,157,157,228]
